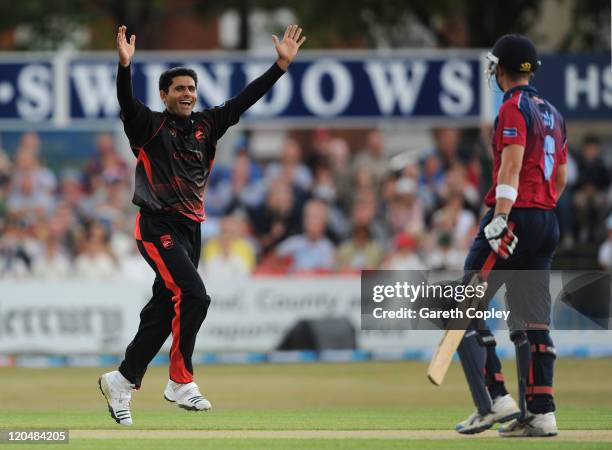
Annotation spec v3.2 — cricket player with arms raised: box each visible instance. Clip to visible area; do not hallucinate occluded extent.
[453,34,567,437]
[99,24,305,426]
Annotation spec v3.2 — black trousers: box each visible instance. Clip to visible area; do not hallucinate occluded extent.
[119,211,211,388]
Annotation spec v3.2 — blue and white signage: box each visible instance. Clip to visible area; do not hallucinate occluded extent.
[534,54,612,119]
[0,62,54,122]
[0,51,608,127]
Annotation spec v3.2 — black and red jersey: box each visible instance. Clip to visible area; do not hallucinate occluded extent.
[485,85,568,210]
[117,63,284,222]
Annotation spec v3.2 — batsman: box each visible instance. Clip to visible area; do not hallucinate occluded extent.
[452,34,567,437]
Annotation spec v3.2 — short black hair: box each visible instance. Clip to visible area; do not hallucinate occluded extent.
[159,67,198,93]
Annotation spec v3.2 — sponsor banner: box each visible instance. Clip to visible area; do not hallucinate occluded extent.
[0,278,611,356]
[0,281,148,354]
[0,61,54,123]
[534,53,612,119]
[67,54,481,123]
[0,51,607,126]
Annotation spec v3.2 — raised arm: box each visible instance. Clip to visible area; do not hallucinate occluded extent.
[115,26,154,148]
[273,24,306,71]
[229,25,306,115]
[206,25,305,141]
[116,26,141,120]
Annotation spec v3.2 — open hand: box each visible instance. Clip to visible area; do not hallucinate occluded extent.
[272,25,306,71]
[117,25,136,68]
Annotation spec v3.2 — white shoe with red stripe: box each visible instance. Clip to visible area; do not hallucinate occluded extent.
[164,380,211,411]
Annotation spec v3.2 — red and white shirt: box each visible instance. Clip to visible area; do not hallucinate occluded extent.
[485,85,568,209]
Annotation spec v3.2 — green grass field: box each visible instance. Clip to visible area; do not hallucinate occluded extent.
[1,359,611,449]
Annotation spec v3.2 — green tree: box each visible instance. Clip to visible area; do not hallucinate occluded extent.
[0,0,92,50]
[559,0,611,51]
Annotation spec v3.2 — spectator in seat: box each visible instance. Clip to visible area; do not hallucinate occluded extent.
[427,127,471,171]
[206,149,266,216]
[436,163,480,215]
[31,232,71,279]
[598,215,612,270]
[573,135,610,243]
[418,153,445,217]
[425,194,476,270]
[265,137,313,193]
[430,193,476,251]
[311,162,350,243]
[202,215,255,279]
[352,130,389,191]
[386,177,425,237]
[382,233,426,270]
[275,199,334,273]
[10,132,56,196]
[7,171,54,224]
[84,133,129,188]
[0,146,12,190]
[0,219,41,278]
[336,202,384,271]
[250,179,302,254]
[74,221,118,279]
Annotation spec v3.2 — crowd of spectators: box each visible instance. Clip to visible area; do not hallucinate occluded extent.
[0,128,610,280]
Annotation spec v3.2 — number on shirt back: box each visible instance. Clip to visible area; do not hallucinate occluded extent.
[543,135,555,181]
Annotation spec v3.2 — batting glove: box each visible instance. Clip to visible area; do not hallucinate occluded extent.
[484,214,517,259]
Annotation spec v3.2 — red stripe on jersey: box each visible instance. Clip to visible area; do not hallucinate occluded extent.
[143,117,167,147]
[137,148,154,186]
[134,213,142,240]
[135,118,167,190]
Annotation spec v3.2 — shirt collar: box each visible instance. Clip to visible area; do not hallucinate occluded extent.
[164,110,192,129]
[503,84,538,102]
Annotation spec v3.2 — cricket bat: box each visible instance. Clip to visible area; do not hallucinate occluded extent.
[426,222,513,386]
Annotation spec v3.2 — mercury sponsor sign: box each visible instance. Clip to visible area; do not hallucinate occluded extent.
[0,51,607,128]
[0,281,147,353]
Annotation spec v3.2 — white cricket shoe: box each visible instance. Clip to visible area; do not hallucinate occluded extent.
[491,394,521,423]
[456,394,520,434]
[499,412,558,437]
[98,371,135,426]
[455,410,495,434]
[163,380,211,411]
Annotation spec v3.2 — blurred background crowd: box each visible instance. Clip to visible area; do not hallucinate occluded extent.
[0,0,609,281]
[0,126,610,280]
